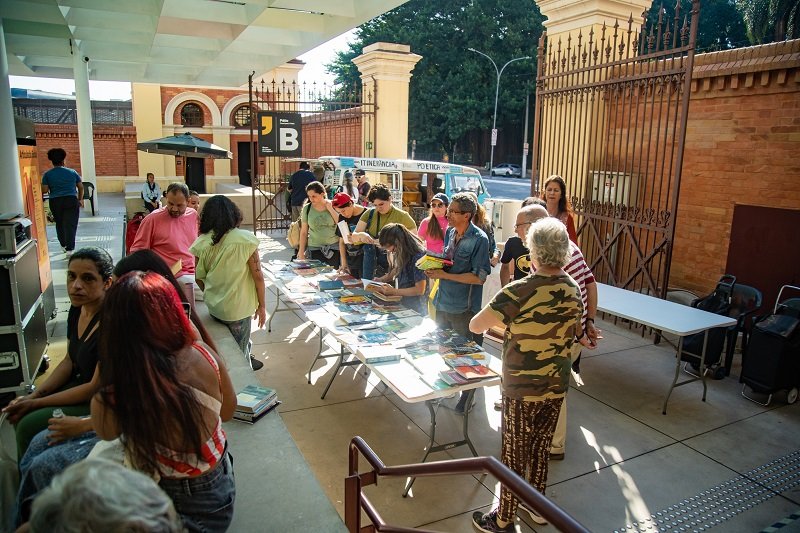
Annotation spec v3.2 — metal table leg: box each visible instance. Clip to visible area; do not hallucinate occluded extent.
[403,389,478,497]
[320,345,361,400]
[663,330,709,414]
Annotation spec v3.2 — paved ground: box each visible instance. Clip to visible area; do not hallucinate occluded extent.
[5,192,800,533]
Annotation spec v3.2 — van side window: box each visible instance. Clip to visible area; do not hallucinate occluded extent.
[450,174,482,195]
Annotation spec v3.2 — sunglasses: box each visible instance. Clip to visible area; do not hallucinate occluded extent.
[431,202,445,208]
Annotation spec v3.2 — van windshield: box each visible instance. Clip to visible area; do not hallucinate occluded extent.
[450,174,484,196]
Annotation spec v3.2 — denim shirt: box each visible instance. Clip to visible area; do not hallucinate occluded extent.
[434,223,490,314]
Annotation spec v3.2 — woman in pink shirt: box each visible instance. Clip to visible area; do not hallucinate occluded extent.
[417,193,449,254]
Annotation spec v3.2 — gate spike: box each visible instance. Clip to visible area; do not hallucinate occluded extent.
[680,14,689,46]
[663,19,672,51]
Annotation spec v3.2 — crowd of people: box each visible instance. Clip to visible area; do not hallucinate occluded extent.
[6,160,598,532]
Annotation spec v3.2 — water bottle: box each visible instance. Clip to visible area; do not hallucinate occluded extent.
[52,408,64,419]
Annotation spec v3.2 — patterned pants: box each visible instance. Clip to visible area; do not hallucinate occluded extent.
[497,396,563,523]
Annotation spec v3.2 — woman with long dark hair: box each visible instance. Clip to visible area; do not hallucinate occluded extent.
[418,193,449,254]
[92,272,236,532]
[374,223,427,314]
[296,181,341,268]
[541,174,578,243]
[191,195,265,371]
[114,250,218,353]
[3,247,112,457]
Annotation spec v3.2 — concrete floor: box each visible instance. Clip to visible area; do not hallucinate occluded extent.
[7,192,800,533]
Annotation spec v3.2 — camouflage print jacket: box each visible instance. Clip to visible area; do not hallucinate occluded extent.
[488,273,583,401]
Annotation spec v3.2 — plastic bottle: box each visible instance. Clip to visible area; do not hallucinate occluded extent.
[52,408,64,419]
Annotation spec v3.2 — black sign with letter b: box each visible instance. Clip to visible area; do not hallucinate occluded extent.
[257,111,302,156]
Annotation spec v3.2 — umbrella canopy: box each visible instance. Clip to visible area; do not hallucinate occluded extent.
[137,132,232,159]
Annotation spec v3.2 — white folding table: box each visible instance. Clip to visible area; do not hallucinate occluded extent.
[263,262,502,494]
[596,283,736,414]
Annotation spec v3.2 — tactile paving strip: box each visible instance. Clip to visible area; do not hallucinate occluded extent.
[614,450,800,532]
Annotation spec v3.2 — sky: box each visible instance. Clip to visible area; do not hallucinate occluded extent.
[9,29,356,101]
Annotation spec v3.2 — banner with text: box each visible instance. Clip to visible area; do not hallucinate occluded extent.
[257,112,302,157]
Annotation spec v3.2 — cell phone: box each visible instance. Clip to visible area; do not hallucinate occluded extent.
[182,302,192,319]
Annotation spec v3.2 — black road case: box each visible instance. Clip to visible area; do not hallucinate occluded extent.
[0,240,48,394]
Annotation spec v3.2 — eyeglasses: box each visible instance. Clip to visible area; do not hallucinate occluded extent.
[447,209,466,215]
[514,222,532,229]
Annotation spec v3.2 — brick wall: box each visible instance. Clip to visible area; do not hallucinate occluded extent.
[34,124,139,177]
[670,40,800,294]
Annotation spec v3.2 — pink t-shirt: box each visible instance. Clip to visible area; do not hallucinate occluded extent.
[418,215,449,255]
[130,207,199,277]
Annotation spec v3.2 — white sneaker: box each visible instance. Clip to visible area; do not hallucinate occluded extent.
[519,504,548,525]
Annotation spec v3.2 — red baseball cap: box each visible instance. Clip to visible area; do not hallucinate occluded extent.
[332,192,353,208]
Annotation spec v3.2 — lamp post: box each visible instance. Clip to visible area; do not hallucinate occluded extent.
[468,48,531,175]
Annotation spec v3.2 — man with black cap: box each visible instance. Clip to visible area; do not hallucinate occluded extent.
[288,162,316,221]
[355,169,370,206]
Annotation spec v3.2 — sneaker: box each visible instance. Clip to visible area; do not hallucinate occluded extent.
[472,510,514,533]
[249,356,264,371]
[519,504,548,525]
[493,399,503,411]
[549,451,565,461]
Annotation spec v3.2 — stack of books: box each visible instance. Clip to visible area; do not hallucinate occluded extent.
[233,384,279,424]
[415,253,453,270]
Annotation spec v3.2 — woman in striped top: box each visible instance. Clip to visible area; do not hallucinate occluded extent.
[92,271,237,532]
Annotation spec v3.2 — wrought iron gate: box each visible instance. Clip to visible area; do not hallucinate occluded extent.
[531,0,700,297]
[248,74,376,233]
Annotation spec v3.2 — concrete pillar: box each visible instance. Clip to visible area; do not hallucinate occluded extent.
[72,43,99,212]
[0,20,24,215]
[353,43,421,159]
[133,83,172,179]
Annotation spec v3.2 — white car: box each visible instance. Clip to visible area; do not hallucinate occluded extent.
[490,163,522,177]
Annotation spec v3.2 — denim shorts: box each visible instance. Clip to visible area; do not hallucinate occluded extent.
[159,452,236,533]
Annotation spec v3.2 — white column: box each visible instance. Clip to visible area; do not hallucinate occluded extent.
[0,20,24,215]
[72,43,99,213]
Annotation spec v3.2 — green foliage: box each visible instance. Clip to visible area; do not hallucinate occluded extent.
[735,0,800,43]
[645,0,749,52]
[327,0,544,156]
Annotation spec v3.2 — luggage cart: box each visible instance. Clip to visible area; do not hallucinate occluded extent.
[740,285,800,406]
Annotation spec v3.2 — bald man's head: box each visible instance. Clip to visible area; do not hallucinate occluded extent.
[514,205,549,239]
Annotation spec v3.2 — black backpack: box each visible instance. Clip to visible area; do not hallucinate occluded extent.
[681,275,735,375]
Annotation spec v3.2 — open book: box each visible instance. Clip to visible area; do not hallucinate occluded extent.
[362,279,402,302]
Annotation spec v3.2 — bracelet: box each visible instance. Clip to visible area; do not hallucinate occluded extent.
[576,331,585,341]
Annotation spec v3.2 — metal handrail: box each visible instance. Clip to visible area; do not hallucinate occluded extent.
[346,436,591,533]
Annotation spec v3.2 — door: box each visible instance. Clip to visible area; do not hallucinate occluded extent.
[185,157,206,194]
[726,205,800,310]
[238,141,252,186]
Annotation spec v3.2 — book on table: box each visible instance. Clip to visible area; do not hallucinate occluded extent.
[235,384,277,413]
[358,345,403,364]
[414,253,453,271]
[318,280,345,291]
[452,364,498,380]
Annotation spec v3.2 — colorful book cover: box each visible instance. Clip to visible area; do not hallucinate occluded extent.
[453,365,498,380]
[319,280,344,291]
[438,369,469,386]
[293,268,317,277]
[359,331,394,344]
[415,253,454,270]
[444,356,482,367]
[339,295,369,304]
[235,385,277,413]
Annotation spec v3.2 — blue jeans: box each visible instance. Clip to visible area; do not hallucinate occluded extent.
[16,429,99,525]
[213,315,251,360]
[159,452,236,533]
[361,244,388,280]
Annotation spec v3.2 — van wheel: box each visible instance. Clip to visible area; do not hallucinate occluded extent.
[788,387,798,404]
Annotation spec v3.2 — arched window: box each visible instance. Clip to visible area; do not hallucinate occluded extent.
[232,104,253,128]
[180,103,204,127]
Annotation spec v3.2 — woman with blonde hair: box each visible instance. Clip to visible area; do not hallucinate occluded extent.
[541,174,578,243]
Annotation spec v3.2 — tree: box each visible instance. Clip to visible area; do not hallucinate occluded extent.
[645,0,748,52]
[735,0,800,43]
[327,0,544,160]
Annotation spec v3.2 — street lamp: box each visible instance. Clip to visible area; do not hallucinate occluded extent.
[468,48,531,175]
